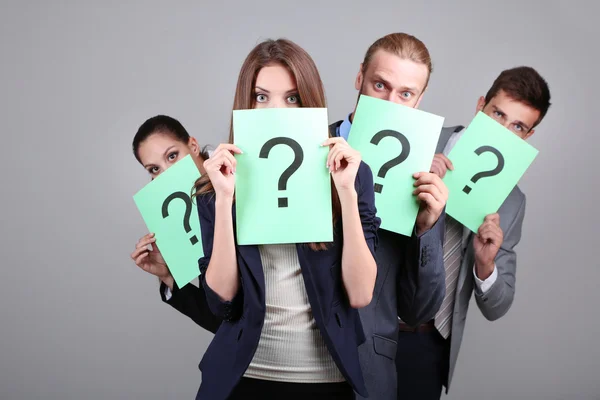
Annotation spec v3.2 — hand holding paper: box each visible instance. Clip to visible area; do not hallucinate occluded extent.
[130,232,173,288]
[430,153,454,179]
[323,137,362,192]
[413,172,449,235]
[473,213,503,280]
[203,144,242,199]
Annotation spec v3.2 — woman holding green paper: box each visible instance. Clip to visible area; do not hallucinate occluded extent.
[130,114,221,334]
[192,39,380,400]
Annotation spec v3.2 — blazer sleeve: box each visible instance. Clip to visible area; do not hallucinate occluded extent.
[396,211,447,327]
[355,162,381,257]
[196,193,244,322]
[158,280,222,334]
[473,195,525,321]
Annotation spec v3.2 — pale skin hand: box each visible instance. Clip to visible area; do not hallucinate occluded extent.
[430,153,454,179]
[203,144,242,301]
[474,213,503,280]
[323,137,361,190]
[412,172,448,236]
[203,143,240,198]
[322,137,377,308]
[130,233,175,290]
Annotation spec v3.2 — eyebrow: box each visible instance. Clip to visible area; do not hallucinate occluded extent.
[492,105,505,115]
[514,120,531,131]
[255,86,270,93]
[492,105,530,131]
[372,73,419,92]
[142,145,176,169]
[372,73,392,89]
[255,86,299,95]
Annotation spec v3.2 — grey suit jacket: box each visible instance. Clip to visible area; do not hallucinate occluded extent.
[330,121,447,400]
[436,126,526,392]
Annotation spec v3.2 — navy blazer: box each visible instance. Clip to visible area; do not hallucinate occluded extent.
[194,162,380,400]
[158,279,221,334]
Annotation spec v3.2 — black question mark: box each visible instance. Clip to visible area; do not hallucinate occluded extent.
[161,191,198,245]
[370,129,411,193]
[259,137,304,207]
[462,146,505,194]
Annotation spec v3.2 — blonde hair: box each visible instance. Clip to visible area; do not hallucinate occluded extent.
[362,33,433,87]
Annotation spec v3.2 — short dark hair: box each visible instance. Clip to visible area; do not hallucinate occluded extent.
[484,66,551,128]
[132,115,208,163]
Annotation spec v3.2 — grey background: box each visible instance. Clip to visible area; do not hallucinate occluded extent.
[1,0,598,399]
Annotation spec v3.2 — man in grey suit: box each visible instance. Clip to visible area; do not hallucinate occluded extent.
[331,32,448,400]
[395,66,552,399]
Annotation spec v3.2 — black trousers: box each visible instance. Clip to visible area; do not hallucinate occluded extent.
[227,377,353,400]
[395,329,450,400]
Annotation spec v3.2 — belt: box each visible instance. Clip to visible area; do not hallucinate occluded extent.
[398,320,436,333]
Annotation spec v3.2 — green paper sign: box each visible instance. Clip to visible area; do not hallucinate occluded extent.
[347,95,445,236]
[133,154,203,288]
[444,111,539,232]
[233,108,333,245]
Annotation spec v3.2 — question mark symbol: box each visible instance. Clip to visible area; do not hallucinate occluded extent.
[463,146,505,194]
[161,191,198,245]
[370,129,411,193]
[259,137,304,207]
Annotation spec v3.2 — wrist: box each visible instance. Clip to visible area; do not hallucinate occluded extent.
[216,192,234,204]
[337,187,358,204]
[416,218,433,236]
[475,261,494,280]
[160,274,174,291]
[415,223,428,237]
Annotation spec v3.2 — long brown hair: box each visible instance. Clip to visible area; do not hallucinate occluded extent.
[194,38,341,250]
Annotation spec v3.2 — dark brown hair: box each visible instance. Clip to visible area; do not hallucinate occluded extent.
[361,33,433,87]
[194,38,340,250]
[484,66,551,128]
[132,115,209,163]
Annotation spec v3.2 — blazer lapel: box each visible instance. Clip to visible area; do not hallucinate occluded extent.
[329,121,342,138]
[461,226,471,249]
[457,233,474,293]
[231,206,265,296]
[436,128,454,154]
[435,125,465,154]
[237,244,264,284]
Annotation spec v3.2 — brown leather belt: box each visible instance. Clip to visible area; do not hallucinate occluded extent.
[398,320,435,333]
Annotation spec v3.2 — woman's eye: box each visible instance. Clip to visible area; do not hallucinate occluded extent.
[287,95,299,104]
[149,166,159,174]
[168,151,178,161]
[256,94,268,103]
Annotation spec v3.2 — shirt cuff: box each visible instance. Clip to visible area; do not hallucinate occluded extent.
[164,285,172,301]
[473,263,497,294]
